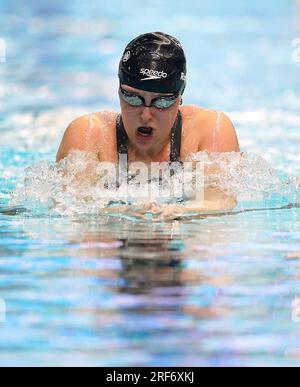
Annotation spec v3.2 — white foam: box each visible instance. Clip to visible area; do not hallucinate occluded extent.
[9,150,300,219]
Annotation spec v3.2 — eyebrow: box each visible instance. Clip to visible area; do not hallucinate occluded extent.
[122,87,142,95]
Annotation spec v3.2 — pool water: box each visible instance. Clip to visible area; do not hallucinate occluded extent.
[1,0,300,366]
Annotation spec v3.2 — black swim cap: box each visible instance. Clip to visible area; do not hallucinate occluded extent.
[119,32,187,95]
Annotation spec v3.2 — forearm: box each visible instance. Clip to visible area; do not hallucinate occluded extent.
[157,186,237,220]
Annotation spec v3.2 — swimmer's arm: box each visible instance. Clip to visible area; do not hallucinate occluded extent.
[102,190,237,220]
[195,186,237,211]
[180,111,239,214]
[56,115,102,162]
[159,187,237,219]
[55,115,107,187]
[199,111,240,153]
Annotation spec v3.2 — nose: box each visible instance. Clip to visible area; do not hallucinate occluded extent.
[140,106,153,123]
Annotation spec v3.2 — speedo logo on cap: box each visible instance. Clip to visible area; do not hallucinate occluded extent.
[140,68,168,81]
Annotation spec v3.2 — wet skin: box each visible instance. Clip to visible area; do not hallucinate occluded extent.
[56,85,240,217]
[56,84,240,164]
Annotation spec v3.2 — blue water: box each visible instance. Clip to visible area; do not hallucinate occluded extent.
[1,0,300,366]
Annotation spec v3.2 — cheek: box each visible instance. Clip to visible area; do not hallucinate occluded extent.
[120,98,134,113]
[156,107,179,129]
[120,107,139,133]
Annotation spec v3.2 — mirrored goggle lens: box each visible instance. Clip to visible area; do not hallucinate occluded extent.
[152,97,177,109]
[120,89,178,109]
[122,93,144,106]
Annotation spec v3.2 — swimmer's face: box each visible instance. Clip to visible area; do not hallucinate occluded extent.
[119,84,181,152]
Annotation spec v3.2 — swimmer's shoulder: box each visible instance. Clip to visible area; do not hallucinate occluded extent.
[181,104,222,125]
[181,105,240,152]
[180,104,218,142]
[56,111,118,162]
[68,111,118,132]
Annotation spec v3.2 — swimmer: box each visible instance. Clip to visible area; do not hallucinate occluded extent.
[56,32,240,217]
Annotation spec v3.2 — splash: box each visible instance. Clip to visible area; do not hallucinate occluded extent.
[9,150,300,220]
[188,151,299,204]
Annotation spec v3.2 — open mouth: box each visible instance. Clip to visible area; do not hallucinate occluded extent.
[136,127,154,138]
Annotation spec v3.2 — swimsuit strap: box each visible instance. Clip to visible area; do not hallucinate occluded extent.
[116,110,182,163]
[170,110,182,163]
[116,114,129,158]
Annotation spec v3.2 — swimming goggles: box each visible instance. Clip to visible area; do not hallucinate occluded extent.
[119,87,179,110]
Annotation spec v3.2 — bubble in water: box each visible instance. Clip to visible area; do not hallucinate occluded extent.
[9,150,300,219]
